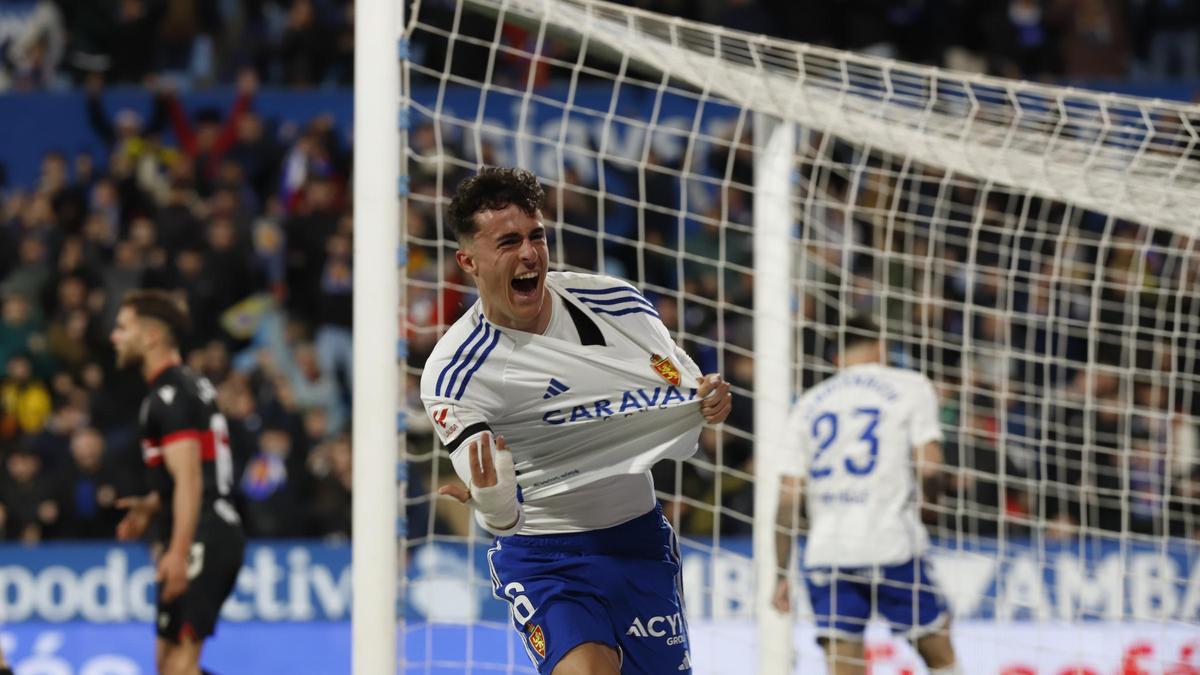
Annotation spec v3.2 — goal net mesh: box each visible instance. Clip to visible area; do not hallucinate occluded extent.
[400,0,1200,672]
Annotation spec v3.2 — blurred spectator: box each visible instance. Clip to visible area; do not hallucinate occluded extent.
[56,427,123,539]
[0,0,66,92]
[279,0,332,87]
[2,238,51,306]
[283,175,342,322]
[0,445,59,542]
[985,0,1059,79]
[239,426,309,537]
[84,74,171,186]
[308,433,351,539]
[226,111,282,202]
[314,230,352,404]
[0,353,52,441]
[0,296,47,376]
[1144,0,1200,79]
[163,70,258,196]
[26,399,89,470]
[107,0,164,84]
[287,343,344,433]
[1050,0,1132,78]
[201,216,260,333]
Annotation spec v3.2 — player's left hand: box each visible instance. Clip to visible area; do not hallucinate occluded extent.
[157,547,189,602]
[697,374,732,424]
[115,493,160,541]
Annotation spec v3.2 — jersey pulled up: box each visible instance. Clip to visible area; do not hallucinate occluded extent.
[781,363,943,568]
[420,272,705,534]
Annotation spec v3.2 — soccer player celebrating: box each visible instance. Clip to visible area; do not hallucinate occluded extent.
[111,290,245,675]
[773,315,961,675]
[424,167,731,674]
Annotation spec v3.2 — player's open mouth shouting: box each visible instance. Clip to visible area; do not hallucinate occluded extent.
[511,269,541,302]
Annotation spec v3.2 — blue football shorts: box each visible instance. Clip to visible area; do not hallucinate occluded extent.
[804,558,949,641]
[486,503,691,674]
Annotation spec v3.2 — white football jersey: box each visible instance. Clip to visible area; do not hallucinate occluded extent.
[421,272,705,534]
[781,363,943,568]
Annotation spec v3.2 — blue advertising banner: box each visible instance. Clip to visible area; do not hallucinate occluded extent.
[1,538,1199,624]
[1,538,1200,673]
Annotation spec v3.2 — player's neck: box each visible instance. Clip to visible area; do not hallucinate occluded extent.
[482,290,553,334]
[142,349,182,383]
[840,349,882,368]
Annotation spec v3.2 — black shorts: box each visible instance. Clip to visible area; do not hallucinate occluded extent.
[156,518,245,643]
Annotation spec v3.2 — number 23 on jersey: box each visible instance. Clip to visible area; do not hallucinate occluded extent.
[809,408,881,479]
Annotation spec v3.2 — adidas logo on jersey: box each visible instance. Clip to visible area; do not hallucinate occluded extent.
[543,378,571,399]
[679,651,691,670]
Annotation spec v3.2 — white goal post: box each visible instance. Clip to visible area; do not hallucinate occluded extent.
[352,0,401,674]
[379,0,1200,673]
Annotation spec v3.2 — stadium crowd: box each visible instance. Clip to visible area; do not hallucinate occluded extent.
[0,0,1199,93]
[0,0,1199,547]
[0,72,358,543]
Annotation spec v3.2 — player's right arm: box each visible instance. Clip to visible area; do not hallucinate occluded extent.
[915,440,945,503]
[773,473,804,613]
[437,432,522,533]
[421,328,520,535]
[772,402,812,613]
[424,396,524,535]
[910,376,947,503]
[158,434,203,602]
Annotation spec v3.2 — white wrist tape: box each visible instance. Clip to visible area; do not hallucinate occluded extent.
[475,506,525,536]
[470,442,522,534]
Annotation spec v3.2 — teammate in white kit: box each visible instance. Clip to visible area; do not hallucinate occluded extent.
[422,167,731,674]
[772,315,960,675]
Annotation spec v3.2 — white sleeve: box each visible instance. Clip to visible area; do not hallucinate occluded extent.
[908,377,944,447]
[425,400,492,452]
[422,343,527,535]
[778,402,810,478]
[420,336,504,452]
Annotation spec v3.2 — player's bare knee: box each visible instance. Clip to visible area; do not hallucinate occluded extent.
[822,638,866,675]
[915,630,957,670]
[552,642,621,675]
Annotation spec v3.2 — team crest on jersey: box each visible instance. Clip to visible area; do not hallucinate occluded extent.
[650,354,682,386]
[526,623,546,659]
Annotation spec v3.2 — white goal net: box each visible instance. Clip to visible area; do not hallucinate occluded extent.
[398,0,1200,672]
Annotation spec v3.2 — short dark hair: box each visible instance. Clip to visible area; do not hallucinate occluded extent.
[122,289,191,346]
[841,314,882,352]
[447,167,545,244]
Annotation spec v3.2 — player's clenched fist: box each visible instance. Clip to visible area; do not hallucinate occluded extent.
[439,433,522,531]
[697,374,732,424]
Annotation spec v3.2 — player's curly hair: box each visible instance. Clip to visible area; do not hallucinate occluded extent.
[447,167,545,245]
